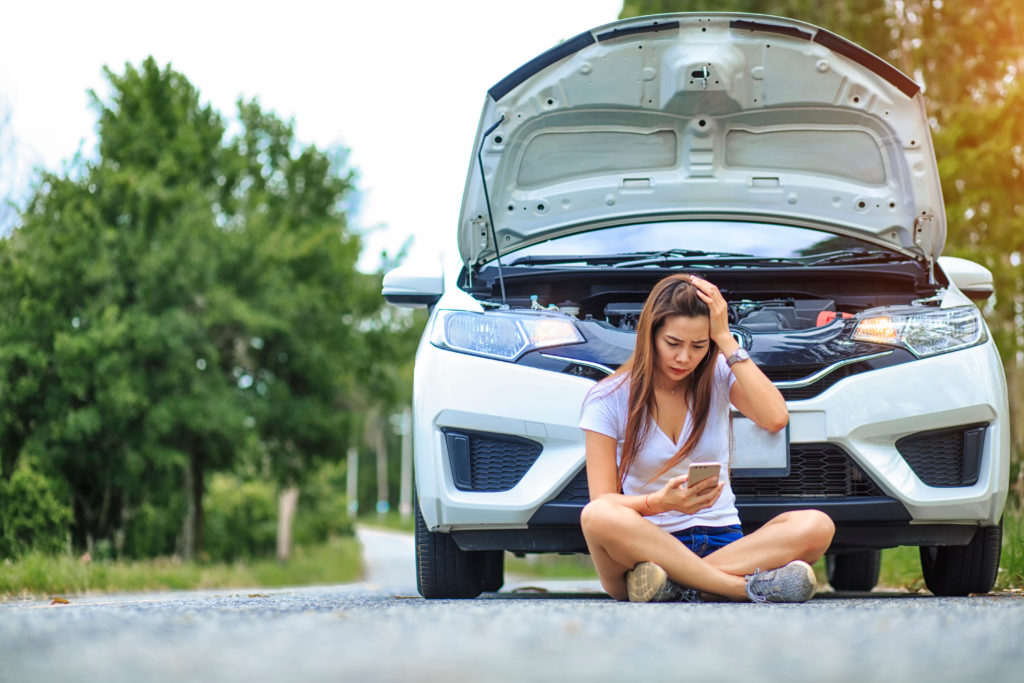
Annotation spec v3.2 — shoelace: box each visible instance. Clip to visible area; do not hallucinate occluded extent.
[745,568,775,603]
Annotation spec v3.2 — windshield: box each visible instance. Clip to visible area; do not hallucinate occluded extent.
[502,221,904,266]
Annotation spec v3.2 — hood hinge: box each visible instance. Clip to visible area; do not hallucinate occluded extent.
[913,213,937,285]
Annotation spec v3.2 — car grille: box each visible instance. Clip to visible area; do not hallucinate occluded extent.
[443,429,543,492]
[732,443,883,498]
[895,423,987,487]
[547,443,883,502]
[762,364,867,401]
[550,468,590,503]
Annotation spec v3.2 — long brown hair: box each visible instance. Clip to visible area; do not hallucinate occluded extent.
[596,274,720,489]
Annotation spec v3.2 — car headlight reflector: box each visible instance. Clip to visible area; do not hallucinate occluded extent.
[851,305,985,357]
[430,310,584,361]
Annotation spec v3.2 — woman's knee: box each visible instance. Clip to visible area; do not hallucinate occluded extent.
[580,498,629,538]
[797,509,835,554]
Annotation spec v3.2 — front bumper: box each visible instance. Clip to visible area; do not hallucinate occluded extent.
[413,333,1009,547]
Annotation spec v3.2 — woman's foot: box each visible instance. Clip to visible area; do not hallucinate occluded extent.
[744,560,817,603]
[626,562,701,603]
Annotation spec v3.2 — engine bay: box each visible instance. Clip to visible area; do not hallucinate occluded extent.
[463,263,937,333]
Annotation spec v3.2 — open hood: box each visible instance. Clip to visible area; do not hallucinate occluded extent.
[458,13,945,269]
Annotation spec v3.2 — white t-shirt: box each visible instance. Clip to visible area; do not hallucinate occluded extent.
[579,354,741,533]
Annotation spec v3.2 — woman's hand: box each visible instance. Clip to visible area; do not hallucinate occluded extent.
[689,275,734,350]
[651,473,724,516]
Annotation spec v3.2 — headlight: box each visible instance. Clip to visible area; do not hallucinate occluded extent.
[851,305,986,357]
[429,310,584,361]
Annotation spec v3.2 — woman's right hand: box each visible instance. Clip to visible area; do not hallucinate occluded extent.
[652,473,724,515]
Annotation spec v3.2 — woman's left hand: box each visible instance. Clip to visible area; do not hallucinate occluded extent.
[689,275,732,347]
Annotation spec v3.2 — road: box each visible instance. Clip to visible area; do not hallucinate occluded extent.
[1,526,1022,682]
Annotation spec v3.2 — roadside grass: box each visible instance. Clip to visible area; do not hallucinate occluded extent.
[0,536,362,601]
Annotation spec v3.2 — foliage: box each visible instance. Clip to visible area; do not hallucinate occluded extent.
[0,57,419,561]
[293,459,353,546]
[202,474,278,563]
[201,462,354,564]
[0,457,72,557]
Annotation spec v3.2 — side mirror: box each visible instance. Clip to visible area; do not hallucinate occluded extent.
[938,256,994,302]
[382,264,444,308]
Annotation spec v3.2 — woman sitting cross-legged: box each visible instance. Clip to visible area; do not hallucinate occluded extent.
[579,273,835,603]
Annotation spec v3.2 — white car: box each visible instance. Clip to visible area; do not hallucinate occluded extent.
[384,13,1010,598]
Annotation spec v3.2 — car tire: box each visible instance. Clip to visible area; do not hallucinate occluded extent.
[480,550,504,593]
[919,520,1002,597]
[826,550,882,591]
[414,497,485,599]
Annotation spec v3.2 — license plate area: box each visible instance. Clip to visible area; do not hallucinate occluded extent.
[730,413,790,478]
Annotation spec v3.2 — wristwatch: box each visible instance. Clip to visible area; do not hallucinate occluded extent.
[725,347,751,368]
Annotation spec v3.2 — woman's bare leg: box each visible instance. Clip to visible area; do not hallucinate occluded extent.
[703,510,835,577]
[581,498,749,601]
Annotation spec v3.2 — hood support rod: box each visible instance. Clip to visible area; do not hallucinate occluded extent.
[477,114,507,305]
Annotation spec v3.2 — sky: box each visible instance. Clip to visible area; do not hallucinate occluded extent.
[0,0,625,272]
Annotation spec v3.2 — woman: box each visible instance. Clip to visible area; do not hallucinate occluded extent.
[579,273,835,603]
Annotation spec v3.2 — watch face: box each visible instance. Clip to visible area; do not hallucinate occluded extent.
[728,348,750,366]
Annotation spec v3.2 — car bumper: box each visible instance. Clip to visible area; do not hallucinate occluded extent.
[414,334,1009,539]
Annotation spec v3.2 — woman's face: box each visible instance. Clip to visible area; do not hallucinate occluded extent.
[653,314,711,385]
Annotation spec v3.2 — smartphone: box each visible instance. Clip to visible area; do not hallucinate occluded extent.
[686,461,721,487]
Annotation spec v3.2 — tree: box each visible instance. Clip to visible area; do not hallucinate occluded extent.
[0,57,406,559]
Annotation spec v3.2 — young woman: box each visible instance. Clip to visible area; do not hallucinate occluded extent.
[579,273,835,603]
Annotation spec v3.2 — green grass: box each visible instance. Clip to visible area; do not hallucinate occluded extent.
[0,536,362,601]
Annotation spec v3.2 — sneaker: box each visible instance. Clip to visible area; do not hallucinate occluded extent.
[626,562,701,603]
[744,560,817,603]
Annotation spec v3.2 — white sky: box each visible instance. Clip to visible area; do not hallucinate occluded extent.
[0,0,624,272]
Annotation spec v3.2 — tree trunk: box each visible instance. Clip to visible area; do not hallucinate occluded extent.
[276,485,299,563]
[375,418,389,516]
[180,449,205,560]
[191,449,205,558]
[346,446,359,519]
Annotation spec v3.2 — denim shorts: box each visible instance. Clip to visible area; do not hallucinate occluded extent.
[671,524,743,558]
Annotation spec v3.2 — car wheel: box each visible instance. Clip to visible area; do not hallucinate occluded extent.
[414,497,484,599]
[826,550,882,591]
[480,550,504,593]
[919,520,1002,596]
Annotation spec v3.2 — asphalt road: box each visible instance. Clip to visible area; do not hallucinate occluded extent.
[2,527,1023,682]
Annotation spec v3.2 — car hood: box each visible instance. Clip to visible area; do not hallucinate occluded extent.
[458,13,945,269]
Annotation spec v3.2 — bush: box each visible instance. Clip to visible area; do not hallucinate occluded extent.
[0,459,72,558]
[294,460,353,545]
[202,474,277,563]
[121,499,185,559]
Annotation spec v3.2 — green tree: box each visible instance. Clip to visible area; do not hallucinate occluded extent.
[0,57,409,560]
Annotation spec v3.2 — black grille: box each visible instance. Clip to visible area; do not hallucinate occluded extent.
[762,364,866,401]
[551,468,590,503]
[549,443,882,502]
[732,443,883,498]
[896,424,987,487]
[443,429,542,492]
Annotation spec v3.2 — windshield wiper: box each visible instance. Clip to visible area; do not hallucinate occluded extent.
[610,249,753,268]
[802,248,912,266]
[506,250,744,267]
